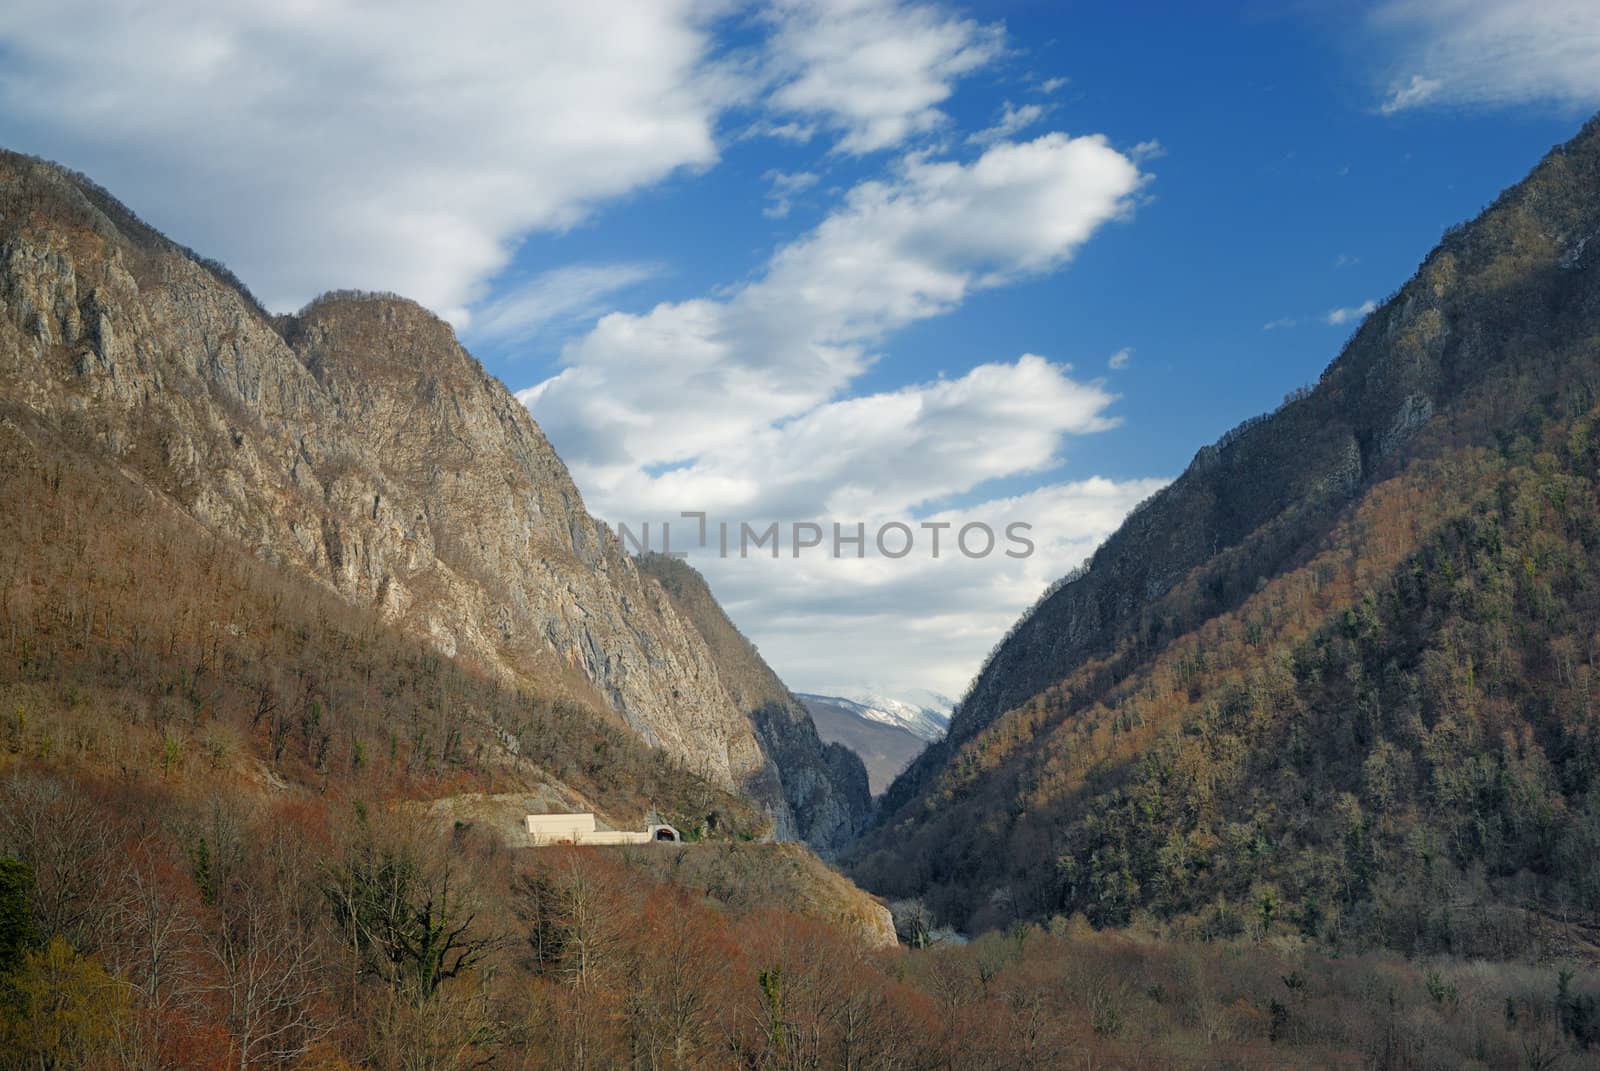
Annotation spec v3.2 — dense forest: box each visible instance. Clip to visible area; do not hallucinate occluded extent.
[6,791,1600,1070]
[854,401,1600,951]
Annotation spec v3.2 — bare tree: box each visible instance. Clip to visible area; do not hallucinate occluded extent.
[328,838,499,1005]
[0,772,119,949]
[208,884,328,1070]
[107,846,204,1015]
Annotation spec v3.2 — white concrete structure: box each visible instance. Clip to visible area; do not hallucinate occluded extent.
[523,812,680,846]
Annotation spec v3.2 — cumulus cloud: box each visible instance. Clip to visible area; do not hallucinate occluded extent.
[1108,347,1133,370]
[0,0,728,320]
[1370,0,1600,113]
[763,0,1005,153]
[523,132,1147,516]
[520,130,1149,694]
[595,354,1121,523]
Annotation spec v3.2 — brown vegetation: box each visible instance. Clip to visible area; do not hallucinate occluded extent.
[854,114,1600,967]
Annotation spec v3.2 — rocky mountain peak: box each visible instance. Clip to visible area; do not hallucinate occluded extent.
[0,148,851,846]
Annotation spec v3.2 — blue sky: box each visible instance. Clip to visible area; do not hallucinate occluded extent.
[469,4,1580,484]
[1,0,1594,698]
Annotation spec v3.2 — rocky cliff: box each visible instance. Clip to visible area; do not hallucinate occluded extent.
[0,150,804,827]
[637,554,871,852]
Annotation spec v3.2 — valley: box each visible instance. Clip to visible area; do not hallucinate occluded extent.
[2,69,1600,1071]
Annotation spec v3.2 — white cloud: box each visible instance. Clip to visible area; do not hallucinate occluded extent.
[468,263,660,346]
[1107,347,1132,370]
[1325,299,1376,325]
[1379,73,1444,115]
[742,119,819,144]
[763,0,1005,153]
[1370,0,1600,113]
[1266,297,1378,331]
[522,130,1147,695]
[0,0,729,320]
[1035,76,1070,94]
[695,476,1169,697]
[762,169,822,219]
[523,132,1147,514]
[968,101,1047,145]
[1129,139,1167,161]
[594,354,1121,523]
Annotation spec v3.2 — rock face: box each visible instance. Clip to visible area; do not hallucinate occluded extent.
[637,554,871,852]
[0,151,792,815]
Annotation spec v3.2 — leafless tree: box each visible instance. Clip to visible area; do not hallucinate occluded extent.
[208,884,328,1070]
[107,848,203,1014]
[0,771,119,948]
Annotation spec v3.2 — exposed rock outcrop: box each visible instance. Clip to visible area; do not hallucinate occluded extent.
[637,554,871,853]
[0,152,785,811]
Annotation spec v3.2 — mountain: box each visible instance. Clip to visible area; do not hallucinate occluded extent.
[851,116,1600,952]
[4,138,1599,1071]
[0,149,841,848]
[792,689,949,794]
[799,695,932,794]
[636,554,871,851]
[0,149,928,1069]
[800,688,953,743]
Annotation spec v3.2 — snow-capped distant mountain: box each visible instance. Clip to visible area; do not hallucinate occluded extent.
[797,688,953,795]
[796,688,953,744]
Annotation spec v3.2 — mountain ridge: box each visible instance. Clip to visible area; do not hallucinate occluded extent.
[800,695,933,795]
[798,689,953,743]
[851,114,1600,944]
[897,113,1600,791]
[0,147,845,848]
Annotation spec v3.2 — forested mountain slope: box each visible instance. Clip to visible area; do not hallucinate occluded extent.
[852,115,1600,949]
[0,395,766,836]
